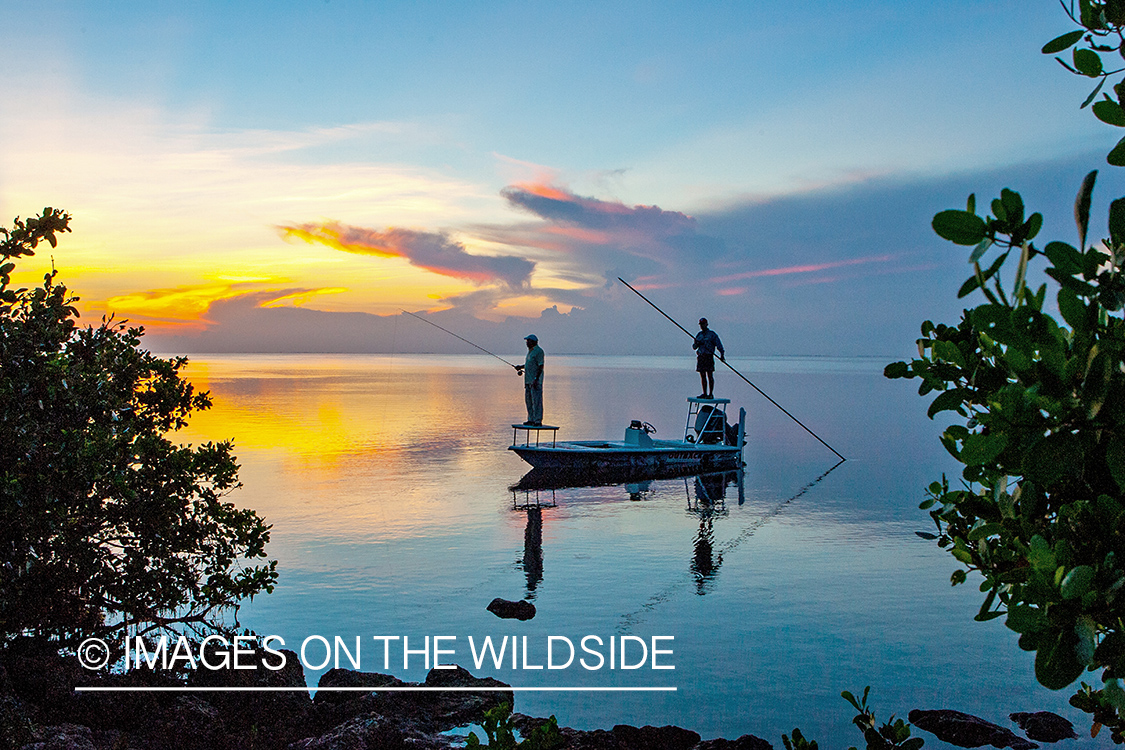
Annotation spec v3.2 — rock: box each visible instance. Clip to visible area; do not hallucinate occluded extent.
[0,695,33,750]
[1009,712,1078,743]
[511,714,764,750]
[408,665,513,728]
[24,722,97,750]
[0,662,33,750]
[314,668,404,705]
[68,666,188,733]
[555,726,624,750]
[611,724,701,750]
[487,598,537,621]
[187,645,312,748]
[289,715,407,750]
[909,709,1038,750]
[1,638,84,725]
[142,695,227,750]
[697,735,775,750]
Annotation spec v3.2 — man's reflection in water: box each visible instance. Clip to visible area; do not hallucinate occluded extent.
[691,517,719,595]
[689,472,732,595]
[521,505,543,598]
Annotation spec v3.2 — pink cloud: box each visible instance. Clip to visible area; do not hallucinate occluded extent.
[709,254,896,284]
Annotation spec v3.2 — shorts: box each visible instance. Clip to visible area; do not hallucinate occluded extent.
[696,353,715,373]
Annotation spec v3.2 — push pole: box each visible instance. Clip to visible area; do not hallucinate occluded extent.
[617,278,845,462]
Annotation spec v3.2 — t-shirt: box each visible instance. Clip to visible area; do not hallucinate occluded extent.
[524,345,544,384]
[693,330,724,357]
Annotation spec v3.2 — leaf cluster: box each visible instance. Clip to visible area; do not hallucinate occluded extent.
[1044,0,1125,164]
[0,210,277,649]
[466,703,564,750]
[843,687,923,750]
[887,172,1125,736]
[781,728,818,750]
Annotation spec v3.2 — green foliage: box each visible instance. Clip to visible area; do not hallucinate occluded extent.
[843,687,923,750]
[781,728,818,750]
[1043,1,1125,165]
[0,209,277,648]
[887,170,1125,736]
[466,703,564,750]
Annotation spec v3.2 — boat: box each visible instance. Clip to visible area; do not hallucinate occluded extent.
[509,397,746,474]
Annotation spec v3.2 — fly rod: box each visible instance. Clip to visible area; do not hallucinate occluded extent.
[617,278,845,461]
[400,309,519,370]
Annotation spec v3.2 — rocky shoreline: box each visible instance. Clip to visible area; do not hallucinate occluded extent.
[0,642,1077,750]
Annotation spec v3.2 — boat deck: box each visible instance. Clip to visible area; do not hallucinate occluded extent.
[540,439,717,452]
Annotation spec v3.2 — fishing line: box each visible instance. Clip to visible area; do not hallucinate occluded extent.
[400,309,519,370]
[617,278,846,461]
[380,311,399,429]
[616,459,845,632]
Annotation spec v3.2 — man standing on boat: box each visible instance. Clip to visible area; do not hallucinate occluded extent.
[693,318,724,399]
[516,334,545,425]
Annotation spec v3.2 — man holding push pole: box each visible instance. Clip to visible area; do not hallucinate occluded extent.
[693,318,724,399]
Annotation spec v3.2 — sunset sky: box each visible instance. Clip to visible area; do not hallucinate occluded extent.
[3,1,1122,355]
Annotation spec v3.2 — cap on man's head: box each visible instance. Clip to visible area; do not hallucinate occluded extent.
[699,318,708,326]
[525,334,538,342]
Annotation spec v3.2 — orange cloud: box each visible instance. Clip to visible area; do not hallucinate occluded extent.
[280,221,534,287]
[96,284,347,333]
[510,182,574,202]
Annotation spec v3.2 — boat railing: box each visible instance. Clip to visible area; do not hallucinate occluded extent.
[684,397,731,445]
[511,423,559,448]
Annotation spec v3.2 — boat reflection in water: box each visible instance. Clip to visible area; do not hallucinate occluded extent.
[510,465,744,600]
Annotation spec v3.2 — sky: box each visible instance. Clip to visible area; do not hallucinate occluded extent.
[2,1,1122,356]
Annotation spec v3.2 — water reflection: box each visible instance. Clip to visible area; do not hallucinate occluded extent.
[522,505,544,599]
[172,355,1096,747]
[510,467,746,600]
[687,470,739,595]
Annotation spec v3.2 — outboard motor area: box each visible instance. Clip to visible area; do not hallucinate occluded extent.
[694,405,726,444]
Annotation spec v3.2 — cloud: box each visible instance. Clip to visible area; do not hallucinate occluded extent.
[94,283,348,332]
[468,182,732,292]
[708,254,898,284]
[502,183,697,237]
[279,222,535,288]
[148,152,1125,358]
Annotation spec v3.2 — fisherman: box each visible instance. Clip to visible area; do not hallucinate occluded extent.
[515,334,545,426]
[693,318,724,399]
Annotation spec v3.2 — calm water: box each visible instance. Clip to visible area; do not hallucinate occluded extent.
[178,354,1097,748]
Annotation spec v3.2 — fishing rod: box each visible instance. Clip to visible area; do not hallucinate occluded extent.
[400,309,520,370]
[617,277,846,462]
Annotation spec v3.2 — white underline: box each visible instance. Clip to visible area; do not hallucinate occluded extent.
[75,686,676,693]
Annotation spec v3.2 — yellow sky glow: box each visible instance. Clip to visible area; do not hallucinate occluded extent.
[0,85,531,331]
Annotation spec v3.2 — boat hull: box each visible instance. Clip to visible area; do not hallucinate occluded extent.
[511,464,741,491]
[509,440,742,473]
